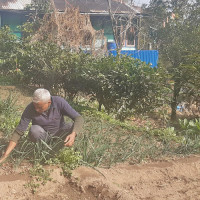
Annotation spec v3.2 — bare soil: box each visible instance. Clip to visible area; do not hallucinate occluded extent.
[0,85,32,110]
[0,155,200,200]
[1,86,200,200]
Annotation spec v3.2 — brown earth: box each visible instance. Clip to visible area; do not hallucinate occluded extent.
[0,155,200,200]
[0,85,32,114]
[1,86,200,199]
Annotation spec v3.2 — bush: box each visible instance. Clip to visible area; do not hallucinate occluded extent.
[0,26,20,74]
[81,55,168,120]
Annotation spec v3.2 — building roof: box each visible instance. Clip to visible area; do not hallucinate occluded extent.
[54,0,141,15]
[0,0,31,10]
[0,0,141,15]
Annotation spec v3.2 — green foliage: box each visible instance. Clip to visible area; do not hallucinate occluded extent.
[0,32,167,120]
[19,22,41,40]
[74,115,169,167]
[0,75,17,86]
[47,147,82,176]
[81,54,168,120]
[143,0,200,119]
[148,127,185,143]
[23,0,51,40]
[0,26,18,60]
[0,26,20,74]
[12,135,65,165]
[179,118,200,138]
[29,163,52,184]
[0,94,21,138]
[14,42,63,91]
[5,40,89,97]
[0,23,170,120]
[58,51,92,99]
[25,163,52,193]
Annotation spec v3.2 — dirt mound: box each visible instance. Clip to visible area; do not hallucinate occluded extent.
[72,156,200,200]
[0,155,200,200]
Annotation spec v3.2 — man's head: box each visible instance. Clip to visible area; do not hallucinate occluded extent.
[32,88,51,113]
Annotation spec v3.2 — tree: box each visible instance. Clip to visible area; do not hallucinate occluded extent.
[107,0,138,50]
[143,0,200,119]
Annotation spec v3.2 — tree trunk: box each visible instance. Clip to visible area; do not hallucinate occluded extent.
[171,80,181,120]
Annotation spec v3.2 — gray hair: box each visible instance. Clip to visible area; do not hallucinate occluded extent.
[32,88,51,103]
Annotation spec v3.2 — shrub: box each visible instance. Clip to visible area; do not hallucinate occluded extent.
[81,55,168,120]
[0,26,20,74]
[46,147,82,176]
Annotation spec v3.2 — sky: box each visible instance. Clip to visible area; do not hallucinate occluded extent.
[133,0,151,6]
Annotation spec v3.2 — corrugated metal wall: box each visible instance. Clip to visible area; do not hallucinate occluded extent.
[109,50,159,68]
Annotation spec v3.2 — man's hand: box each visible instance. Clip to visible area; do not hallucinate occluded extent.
[0,141,17,165]
[64,132,76,147]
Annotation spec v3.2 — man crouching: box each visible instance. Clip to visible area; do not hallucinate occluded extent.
[0,88,84,163]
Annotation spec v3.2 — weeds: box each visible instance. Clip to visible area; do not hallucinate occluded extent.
[11,135,64,166]
[24,163,52,194]
[46,147,82,177]
[74,115,169,167]
[147,127,185,144]
[8,107,200,170]
[0,93,21,138]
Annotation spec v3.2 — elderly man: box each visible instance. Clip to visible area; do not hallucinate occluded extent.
[0,88,84,163]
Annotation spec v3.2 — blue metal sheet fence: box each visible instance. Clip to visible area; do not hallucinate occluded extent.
[109,50,159,68]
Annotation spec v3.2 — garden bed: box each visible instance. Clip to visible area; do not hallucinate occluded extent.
[0,86,200,200]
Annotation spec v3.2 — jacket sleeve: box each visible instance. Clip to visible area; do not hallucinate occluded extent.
[10,129,24,143]
[10,103,32,143]
[71,115,84,135]
[59,97,84,135]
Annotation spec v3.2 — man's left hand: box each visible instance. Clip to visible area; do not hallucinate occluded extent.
[64,132,76,147]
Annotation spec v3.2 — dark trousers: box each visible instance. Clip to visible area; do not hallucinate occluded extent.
[28,123,73,143]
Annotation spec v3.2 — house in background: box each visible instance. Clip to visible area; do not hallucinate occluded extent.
[0,0,141,49]
[0,0,158,67]
[0,0,31,37]
[53,0,158,67]
[52,0,158,67]
[54,0,141,50]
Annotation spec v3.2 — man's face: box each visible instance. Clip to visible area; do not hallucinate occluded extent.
[33,100,51,114]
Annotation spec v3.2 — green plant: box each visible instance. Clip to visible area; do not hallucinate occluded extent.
[81,54,168,120]
[24,163,52,194]
[147,127,185,144]
[11,135,65,166]
[46,147,82,177]
[0,94,21,138]
[0,26,21,75]
[74,115,164,167]
[179,118,200,138]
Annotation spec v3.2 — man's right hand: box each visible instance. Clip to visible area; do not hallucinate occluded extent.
[0,141,17,165]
